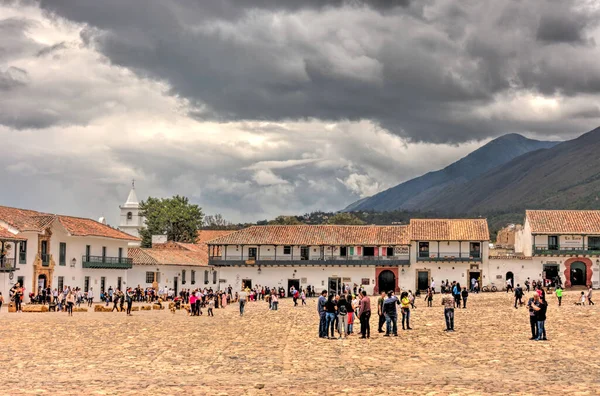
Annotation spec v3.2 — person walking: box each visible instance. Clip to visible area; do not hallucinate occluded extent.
[112,291,120,312]
[377,291,386,333]
[506,278,513,293]
[400,291,412,330]
[318,290,327,338]
[514,284,524,308]
[430,279,436,294]
[301,289,307,306]
[383,291,399,336]
[425,288,433,307]
[452,283,461,309]
[555,286,562,307]
[442,292,454,332]
[238,288,248,316]
[359,291,371,339]
[461,287,468,309]
[347,294,355,335]
[588,285,594,305]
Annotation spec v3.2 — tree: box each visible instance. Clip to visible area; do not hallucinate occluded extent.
[268,215,303,225]
[203,213,236,229]
[326,212,366,225]
[139,195,203,247]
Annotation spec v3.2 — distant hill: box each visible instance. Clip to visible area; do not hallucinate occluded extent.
[344,134,557,212]
[422,126,600,214]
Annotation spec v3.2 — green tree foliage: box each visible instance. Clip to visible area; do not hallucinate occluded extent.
[326,212,366,225]
[268,215,303,225]
[139,195,203,247]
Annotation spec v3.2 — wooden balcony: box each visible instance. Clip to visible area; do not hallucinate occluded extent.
[209,255,410,267]
[0,257,15,272]
[82,255,133,269]
[533,245,600,256]
[417,251,482,262]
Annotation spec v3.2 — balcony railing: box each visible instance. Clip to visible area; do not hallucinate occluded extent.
[533,245,600,256]
[0,257,15,272]
[209,254,410,266]
[41,253,51,266]
[82,255,133,269]
[417,251,482,262]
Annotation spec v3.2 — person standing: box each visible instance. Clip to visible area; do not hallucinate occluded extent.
[87,288,94,307]
[461,287,468,309]
[452,283,461,309]
[126,288,133,316]
[555,286,563,307]
[318,290,327,338]
[588,285,594,305]
[377,291,386,333]
[514,284,524,308]
[324,294,337,339]
[336,294,349,339]
[238,288,248,316]
[0,292,4,311]
[359,291,371,339]
[347,294,355,335]
[383,291,399,336]
[208,298,214,316]
[442,292,454,332]
[301,289,307,306]
[430,279,436,294]
[66,290,75,316]
[425,288,433,307]
[531,294,548,341]
[400,291,412,330]
[527,294,538,340]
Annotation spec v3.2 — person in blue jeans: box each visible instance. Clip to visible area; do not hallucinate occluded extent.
[317,290,328,338]
[383,291,400,336]
[531,294,548,340]
[324,294,337,339]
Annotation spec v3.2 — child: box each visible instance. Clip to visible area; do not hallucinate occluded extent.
[301,290,307,306]
[408,290,416,309]
[271,294,279,310]
[208,298,215,316]
[575,291,585,306]
[425,288,433,307]
[555,286,562,306]
[461,287,468,308]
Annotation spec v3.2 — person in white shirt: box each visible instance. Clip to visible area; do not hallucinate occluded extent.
[430,279,436,294]
[87,288,94,306]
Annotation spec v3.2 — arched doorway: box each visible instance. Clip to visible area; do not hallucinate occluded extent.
[570,261,587,286]
[506,271,514,287]
[378,270,396,294]
[37,274,47,291]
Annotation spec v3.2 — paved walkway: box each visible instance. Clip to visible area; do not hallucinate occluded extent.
[0,291,598,395]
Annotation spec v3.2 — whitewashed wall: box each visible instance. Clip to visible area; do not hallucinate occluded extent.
[128,265,218,291]
[219,265,376,294]
[222,244,409,261]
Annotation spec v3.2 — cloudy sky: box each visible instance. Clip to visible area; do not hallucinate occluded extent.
[1,0,600,224]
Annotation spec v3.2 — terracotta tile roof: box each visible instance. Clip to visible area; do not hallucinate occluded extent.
[57,216,140,241]
[128,246,208,267]
[0,205,139,241]
[0,227,26,241]
[196,230,237,243]
[410,219,490,241]
[206,225,411,246]
[526,210,600,234]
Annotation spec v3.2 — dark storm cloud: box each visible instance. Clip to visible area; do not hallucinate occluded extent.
[23,0,600,144]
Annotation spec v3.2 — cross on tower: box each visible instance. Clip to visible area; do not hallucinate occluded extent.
[132,178,135,189]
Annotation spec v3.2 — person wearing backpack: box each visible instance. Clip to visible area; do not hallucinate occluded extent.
[514,284,524,309]
[337,294,349,339]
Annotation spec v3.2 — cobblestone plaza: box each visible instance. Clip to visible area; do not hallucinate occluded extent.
[1,291,598,395]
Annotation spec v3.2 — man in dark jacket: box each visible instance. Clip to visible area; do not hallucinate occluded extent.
[514,284,524,308]
[382,291,400,336]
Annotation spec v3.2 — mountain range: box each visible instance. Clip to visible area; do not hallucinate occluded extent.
[344,133,558,212]
[344,127,600,219]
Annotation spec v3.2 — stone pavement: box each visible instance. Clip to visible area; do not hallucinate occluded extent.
[0,291,599,395]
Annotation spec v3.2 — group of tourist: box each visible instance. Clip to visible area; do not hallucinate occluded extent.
[317,290,371,339]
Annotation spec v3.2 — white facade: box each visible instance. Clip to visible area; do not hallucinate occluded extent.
[119,184,145,240]
[128,265,219,292]
[1,219,132,300]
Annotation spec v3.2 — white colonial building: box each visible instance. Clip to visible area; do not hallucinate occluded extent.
[0,205,139,300]
[128,231,233,294]
[509,210,600,288]
[207,220,490,294]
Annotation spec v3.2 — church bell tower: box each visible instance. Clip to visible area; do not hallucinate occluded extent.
[119,180,145,240]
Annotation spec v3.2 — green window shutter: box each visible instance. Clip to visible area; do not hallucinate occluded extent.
[59,242,66,266]
[349,247,354,256]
